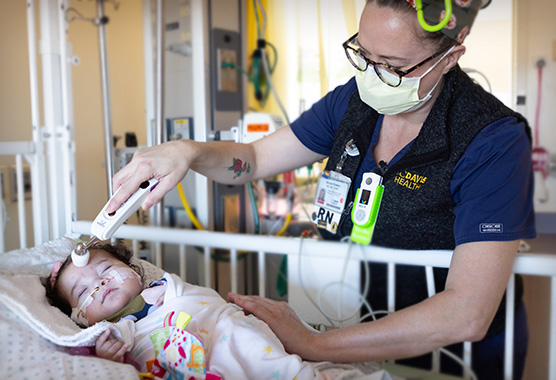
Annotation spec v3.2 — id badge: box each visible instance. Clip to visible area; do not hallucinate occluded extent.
[311,170,351,234]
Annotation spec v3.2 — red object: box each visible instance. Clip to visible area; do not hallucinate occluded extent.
[532,64,549,179]
[533,146,550,179]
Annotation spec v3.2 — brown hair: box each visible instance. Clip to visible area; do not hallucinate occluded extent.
[44,243,144,320]
[365,0,456,53]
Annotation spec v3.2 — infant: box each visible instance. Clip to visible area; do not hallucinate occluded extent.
[45,243,326,380]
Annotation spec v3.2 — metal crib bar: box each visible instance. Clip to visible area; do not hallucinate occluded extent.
[132,239,139,258]
[16,155,27,249]
[0,170,4,253]
[179,244,186,281]
[504,274,515,380]
[463,341,472,380]
[387,262,395,313]
[155,242,163,268]
[258,250,266,297]
[425,266,440,374]
[550,275,556,380]
[230,248,238,294]
[204,246,211,288]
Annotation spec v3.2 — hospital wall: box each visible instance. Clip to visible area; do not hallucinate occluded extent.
[0,0,146,251]
[515,0,556,220]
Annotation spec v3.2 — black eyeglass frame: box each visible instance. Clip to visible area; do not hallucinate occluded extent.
[342,32,445,87]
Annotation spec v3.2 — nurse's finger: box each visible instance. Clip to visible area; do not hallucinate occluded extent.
[227,293,285,320]
[140,171,186,211]
[106,162,154,213]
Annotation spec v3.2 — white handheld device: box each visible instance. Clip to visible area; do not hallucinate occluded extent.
[71,178,159,267]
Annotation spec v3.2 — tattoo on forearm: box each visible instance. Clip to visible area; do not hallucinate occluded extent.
[228,158,251,179]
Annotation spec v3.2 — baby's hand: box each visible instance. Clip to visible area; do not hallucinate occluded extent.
[95,329,128,363]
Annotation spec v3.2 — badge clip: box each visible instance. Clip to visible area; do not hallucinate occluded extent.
[335,139,360,173]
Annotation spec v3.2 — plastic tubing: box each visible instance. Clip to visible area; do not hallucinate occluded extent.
[248,182,260,234]
[275,213,292,237]
[177,182,205,231]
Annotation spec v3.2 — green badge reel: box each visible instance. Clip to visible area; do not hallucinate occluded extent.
[350,172,384,245]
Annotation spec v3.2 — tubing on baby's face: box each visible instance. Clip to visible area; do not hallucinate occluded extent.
[70,267,141,326]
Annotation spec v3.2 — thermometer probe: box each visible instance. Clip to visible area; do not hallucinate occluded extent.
[71,179,159,267]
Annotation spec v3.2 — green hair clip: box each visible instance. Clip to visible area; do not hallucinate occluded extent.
[415,0,452,32]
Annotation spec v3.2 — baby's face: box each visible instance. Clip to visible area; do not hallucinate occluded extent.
[57,250,143,326]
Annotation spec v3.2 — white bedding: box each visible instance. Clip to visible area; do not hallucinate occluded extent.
[0,238,400,380]
[0,238,165,380]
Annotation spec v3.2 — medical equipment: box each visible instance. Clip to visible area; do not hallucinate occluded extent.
[350,172,384,245]
[532,58,550,203]
[71,178,159,267]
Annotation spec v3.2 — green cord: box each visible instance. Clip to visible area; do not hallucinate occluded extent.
[248,181,260,235]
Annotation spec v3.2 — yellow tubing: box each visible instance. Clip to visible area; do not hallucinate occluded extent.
[275,213,292,236]
[176,182,205,231]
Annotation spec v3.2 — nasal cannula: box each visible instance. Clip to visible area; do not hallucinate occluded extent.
[71,179,159,267]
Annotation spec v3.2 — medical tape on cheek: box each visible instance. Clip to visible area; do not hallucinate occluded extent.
[107,267,141,284]
[71,286,100,325]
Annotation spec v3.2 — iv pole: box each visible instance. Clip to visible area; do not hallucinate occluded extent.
[97,0,115,197]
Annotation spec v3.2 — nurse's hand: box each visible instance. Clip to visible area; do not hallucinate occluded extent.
[227,292,318,359]
[107,140,195,213]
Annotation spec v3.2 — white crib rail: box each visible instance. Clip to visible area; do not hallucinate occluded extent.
[73,221,556,380]
[0,142,37,252]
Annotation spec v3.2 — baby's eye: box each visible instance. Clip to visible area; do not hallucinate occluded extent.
[78,287,88,299]
[102,265,113,273]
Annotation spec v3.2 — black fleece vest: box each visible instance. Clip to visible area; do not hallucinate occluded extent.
[321,66,531,338]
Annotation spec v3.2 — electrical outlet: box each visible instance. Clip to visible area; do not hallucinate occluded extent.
[218,48,238,92]
[168,117,194,141]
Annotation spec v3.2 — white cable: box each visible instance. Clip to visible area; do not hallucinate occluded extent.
[261,48,291,126]
[309,239,374,325]
[268,215,283,235]
[337,239,353,326]
[297,236,337,328]
[255,0,267,39]
[438,348,478,380]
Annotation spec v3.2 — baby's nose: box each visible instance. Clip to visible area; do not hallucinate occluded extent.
[100,277,111,286]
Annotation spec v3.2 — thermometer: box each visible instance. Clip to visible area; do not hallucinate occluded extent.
[71,179,159,267]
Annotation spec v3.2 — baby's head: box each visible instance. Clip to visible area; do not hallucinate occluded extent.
[45,243,144,326]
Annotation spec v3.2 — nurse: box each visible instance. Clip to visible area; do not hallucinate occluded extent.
[109,1,535,378]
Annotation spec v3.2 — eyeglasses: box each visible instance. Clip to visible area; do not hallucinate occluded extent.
[342,33,445,87]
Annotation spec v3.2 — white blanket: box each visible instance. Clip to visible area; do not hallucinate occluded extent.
[0,238,400,380]
[126,273,397,380]
[0,237,164,380]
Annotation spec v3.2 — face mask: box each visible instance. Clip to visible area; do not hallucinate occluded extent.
[355,46,455,115]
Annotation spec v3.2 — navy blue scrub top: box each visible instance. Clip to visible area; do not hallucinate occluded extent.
[291,77,536,246]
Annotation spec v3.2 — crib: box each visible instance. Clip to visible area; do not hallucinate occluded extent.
[2,138,556,379]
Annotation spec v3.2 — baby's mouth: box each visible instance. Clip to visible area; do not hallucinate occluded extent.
[102,288,117,303]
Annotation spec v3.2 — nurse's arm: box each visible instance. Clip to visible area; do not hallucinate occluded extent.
[192,125,325,183]
[109,125,324,212]
[230,240,519,362]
